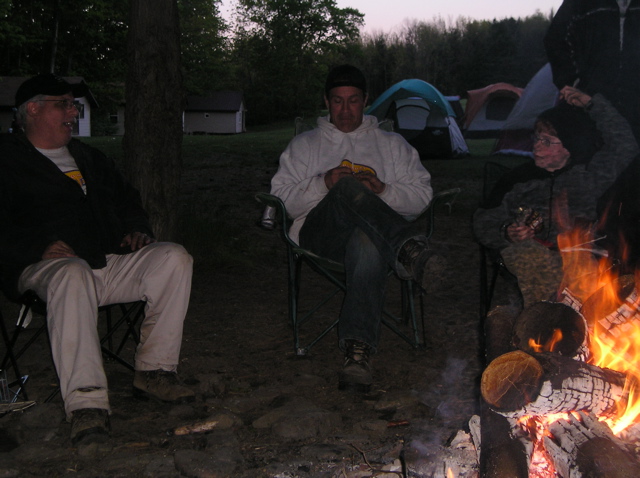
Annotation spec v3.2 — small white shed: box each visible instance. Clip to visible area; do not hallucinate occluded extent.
[183,92,246,134]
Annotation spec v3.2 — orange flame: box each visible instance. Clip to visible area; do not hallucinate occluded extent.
[558,225,640,434]
[529,329,564,353]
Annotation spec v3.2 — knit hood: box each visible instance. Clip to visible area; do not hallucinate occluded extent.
[536,102,602,164]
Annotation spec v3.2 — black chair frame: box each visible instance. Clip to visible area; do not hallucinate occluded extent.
[256,188,461,356]
[1,293,144,403]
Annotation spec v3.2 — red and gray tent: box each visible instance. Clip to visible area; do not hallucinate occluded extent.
[462,83,523,139]
[492,64,560,157]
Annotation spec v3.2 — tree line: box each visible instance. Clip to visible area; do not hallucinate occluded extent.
[0,0,553,131]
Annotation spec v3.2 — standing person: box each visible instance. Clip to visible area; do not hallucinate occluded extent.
[0,74,195,450]
[473,87,638,310]
[544,0,640,142]
[270,64,444,393]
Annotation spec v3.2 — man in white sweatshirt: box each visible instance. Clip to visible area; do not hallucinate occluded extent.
[270,64,441,392]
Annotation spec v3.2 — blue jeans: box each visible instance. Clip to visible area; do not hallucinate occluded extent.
[299,176,426,352]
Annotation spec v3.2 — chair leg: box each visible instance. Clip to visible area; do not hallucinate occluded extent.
[401,280,422,348]
[480,244,489,317]
[0,307,37,402]
[288,251,303,355]
[99,302,144,371]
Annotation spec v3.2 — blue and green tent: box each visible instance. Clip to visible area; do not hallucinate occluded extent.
[367,79,468,159]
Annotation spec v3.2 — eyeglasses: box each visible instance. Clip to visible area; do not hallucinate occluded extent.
[532,134,562,148]
[37,99,79,111]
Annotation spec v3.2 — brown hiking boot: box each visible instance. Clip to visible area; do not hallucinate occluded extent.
[70,408,111,451]
[133,370,195,403]
[399,239,450,293]
[338,340,373,393]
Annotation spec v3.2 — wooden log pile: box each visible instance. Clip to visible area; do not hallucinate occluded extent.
[479,276,640,477]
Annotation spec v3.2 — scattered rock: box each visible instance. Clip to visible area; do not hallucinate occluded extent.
[174,449,237,478]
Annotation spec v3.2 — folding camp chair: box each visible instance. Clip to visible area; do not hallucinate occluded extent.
[256,187,461,356]
[478,161,519,316]
[0,292,144,403]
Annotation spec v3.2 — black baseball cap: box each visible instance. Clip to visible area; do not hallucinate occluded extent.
[324,64,367,96]
[15,73,88,108]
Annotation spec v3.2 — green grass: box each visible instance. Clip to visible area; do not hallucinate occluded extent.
[84,126,527,170]
[83,127,529,268]
[84,121,296,168]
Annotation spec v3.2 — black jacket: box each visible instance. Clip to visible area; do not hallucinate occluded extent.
[0,133,153,300]
[544,0,640,138]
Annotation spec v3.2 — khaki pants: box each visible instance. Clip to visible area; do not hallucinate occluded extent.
[18,242,193,417]
[501,240,563,309]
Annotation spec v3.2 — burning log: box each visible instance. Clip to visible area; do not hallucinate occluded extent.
[478,401,533,478]
[480,305,533,477]
[580,275,636,328]
[512,302,589,360]
[544,411,640,477]
[483,304,520,364]
[481,351,628,419]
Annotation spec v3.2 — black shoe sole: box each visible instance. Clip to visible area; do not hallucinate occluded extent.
[72,426,110,447]
[132,386,196,404]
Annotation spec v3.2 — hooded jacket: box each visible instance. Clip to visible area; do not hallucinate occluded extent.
[0,133,153,300]
[473,94,638,250]
[270,115,433,244]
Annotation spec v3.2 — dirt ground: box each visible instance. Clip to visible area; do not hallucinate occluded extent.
[0,155,490,477]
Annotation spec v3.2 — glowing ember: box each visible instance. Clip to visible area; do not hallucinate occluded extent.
[529,329,563,353]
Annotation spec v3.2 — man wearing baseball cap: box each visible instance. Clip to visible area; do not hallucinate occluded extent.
[1,74,195,451]
[270,65,444,393]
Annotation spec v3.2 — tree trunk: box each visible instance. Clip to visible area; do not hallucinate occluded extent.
[124,0,184,241]
[49,0,60,73]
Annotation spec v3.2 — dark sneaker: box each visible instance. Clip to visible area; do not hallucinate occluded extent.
[338,340,373,393]
[133,370,195,403]
[399,239,449,293]
[70,408,111,450]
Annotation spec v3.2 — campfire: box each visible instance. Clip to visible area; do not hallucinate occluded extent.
[479,225,640,477]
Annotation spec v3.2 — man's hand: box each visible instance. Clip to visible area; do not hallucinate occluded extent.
[354,171,386,194]
[324,166,352,189]
[560,86,592,108]
[42,240,77,260]
[506,224,535,243]
[120,232,156,251]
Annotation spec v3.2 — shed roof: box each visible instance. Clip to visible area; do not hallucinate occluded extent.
[186,91,244,112]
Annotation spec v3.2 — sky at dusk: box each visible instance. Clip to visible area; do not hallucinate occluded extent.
[221,1,563,32]
[336,0,562,31]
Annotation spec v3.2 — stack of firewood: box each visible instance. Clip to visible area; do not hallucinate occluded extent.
[479,276,640,477]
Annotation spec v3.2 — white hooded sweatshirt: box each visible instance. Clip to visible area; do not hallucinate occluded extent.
[270,115,433,243]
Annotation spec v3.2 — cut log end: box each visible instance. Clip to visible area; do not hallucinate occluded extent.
[513,301,587,358]
[481,350,543,411]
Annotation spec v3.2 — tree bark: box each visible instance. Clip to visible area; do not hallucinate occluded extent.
[481,351,628,419]
[124,0,184,241]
